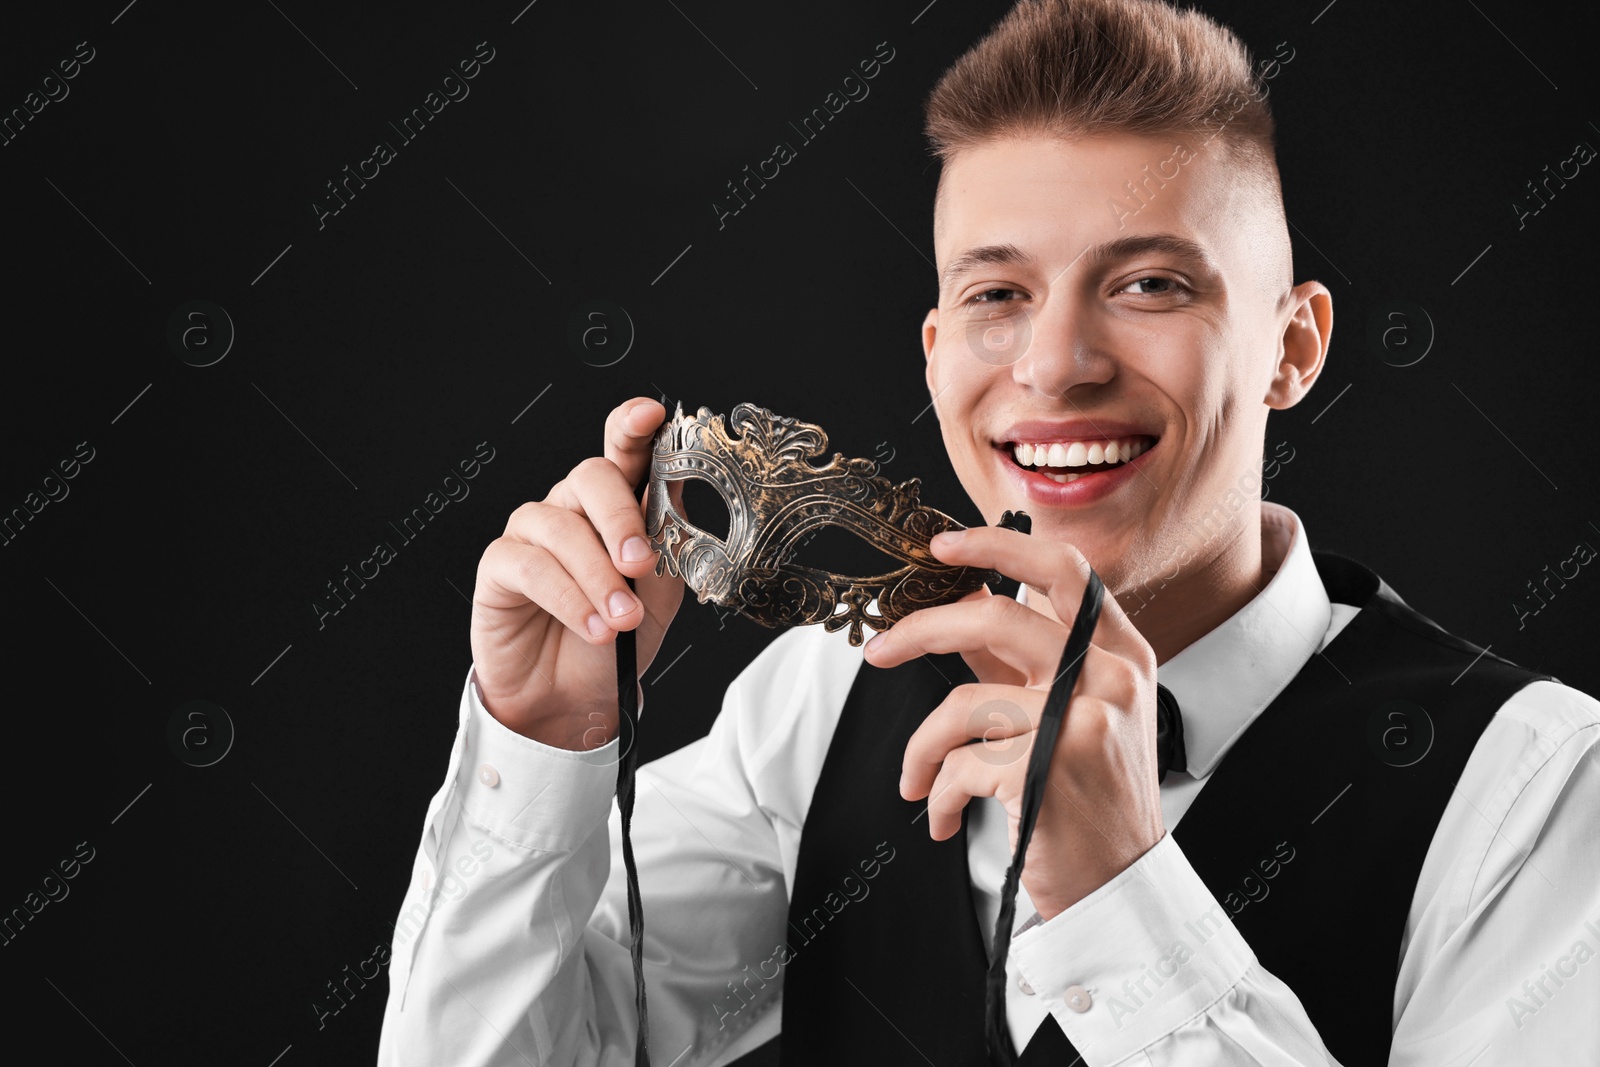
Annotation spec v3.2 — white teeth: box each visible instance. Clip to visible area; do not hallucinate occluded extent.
[1012,435,1153,472]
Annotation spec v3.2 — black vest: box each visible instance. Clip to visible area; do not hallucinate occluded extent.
[778,552,1553,1065]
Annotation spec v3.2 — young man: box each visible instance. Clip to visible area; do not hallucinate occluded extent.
[379,1,1600,1063]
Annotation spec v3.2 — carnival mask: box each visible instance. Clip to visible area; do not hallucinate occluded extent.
[645,401,1016,645]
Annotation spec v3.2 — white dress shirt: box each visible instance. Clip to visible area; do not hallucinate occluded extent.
[378,502,1600,1065]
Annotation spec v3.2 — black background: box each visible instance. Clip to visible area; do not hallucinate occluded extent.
[2,1,1595,1064]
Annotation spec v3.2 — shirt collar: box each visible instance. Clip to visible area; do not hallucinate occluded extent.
[1155,501,1330,778]
[1015,500,1330,779]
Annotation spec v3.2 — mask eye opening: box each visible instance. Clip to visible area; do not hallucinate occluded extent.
[785,523,911,581]
[674,475,733,542]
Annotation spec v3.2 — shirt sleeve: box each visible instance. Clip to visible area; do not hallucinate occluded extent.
[1387,679,1600,1065]
[1006,679,1600,1066]
[377,649,807,1067]
[1009,832,1342,1064]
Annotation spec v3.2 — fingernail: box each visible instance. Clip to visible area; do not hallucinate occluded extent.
[626,402,655,430]
[898,772,908,797]
[608,589,639,618]
[585,612,608,637]
[932,529,965,548]
[621,536,651,561]
[865,633,884,654]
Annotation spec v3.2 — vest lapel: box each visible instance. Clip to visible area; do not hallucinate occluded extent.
[1167,552,1549,1060]
[779,648,993,1065]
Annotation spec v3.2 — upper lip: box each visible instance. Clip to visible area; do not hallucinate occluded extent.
[994,418,1159,445]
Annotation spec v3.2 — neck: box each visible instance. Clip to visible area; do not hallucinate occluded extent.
[1017,505,1267,662]
[1122,517,1265,665]
[1035,506,1268,666]
[1126,556,1260,662]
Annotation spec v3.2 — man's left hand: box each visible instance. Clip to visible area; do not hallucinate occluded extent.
[864,524,1167,921]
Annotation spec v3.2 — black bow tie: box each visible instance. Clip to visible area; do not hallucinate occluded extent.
[1155,682,1187,782]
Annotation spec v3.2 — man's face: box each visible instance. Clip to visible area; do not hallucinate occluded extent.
[923,131,1324,602]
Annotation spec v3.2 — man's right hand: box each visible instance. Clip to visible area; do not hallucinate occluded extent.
[470,397,685,749]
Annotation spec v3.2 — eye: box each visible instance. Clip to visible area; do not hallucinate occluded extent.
[964,287,1025,306]
[1116,275,1187,297]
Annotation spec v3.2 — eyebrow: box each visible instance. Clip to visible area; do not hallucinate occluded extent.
[938,233,1218,292]
[939,243,1032,291]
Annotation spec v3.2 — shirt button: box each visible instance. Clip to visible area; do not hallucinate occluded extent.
[1016,973,1035,995]
[476,763,500,787]
[1064,984,1092,1013]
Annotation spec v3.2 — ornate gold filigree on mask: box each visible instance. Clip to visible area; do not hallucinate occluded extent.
[645,401,1004,645]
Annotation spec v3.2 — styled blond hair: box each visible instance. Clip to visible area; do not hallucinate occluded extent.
[924,0,1292,295]
[924,0,1279,184]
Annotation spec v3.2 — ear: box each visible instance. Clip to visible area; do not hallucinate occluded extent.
[922,307,939,400]
[1265,280,1333,410]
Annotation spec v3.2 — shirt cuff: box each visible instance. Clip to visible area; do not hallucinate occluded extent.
[1010,832,1256,1063]
[457,666,621,853]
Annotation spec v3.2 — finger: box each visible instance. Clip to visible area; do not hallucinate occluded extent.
[901,682,1042,802]
[943,589,1024,685]
[900,655,1130,791]
[547,455,663,579]
[602,397,667,495]
[491,504,644,636]
[865,591,1066,684]
[865,588,1019,684]
[927,526,1145,659]
[921,746,1010,842]
[474,538,613,644]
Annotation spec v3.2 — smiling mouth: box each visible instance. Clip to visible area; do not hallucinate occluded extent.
[998,435,1158,483]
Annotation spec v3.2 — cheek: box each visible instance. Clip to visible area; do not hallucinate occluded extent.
[1190,365,1232,429]
[1150,336,1232,443]
[926,335,958,390]
[926,355,998,488]
[927,341,988,423]
[1206,346,1274,447]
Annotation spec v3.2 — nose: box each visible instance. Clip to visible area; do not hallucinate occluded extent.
[1011,291,1116,400]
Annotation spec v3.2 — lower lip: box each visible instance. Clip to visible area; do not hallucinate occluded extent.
[996,443,1157,507]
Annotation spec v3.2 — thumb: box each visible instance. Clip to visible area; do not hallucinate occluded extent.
[605,397,668,493]
[628,478,688,671]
